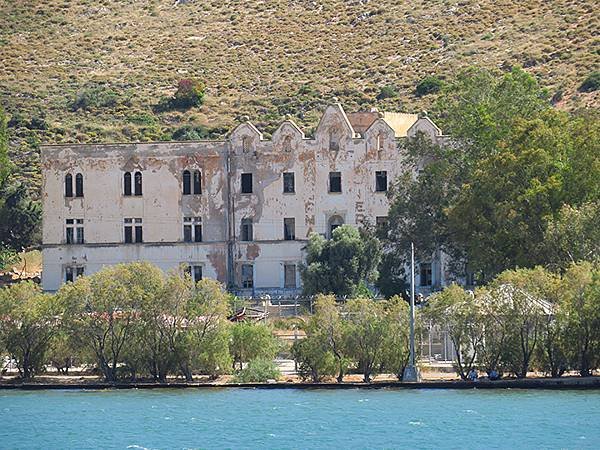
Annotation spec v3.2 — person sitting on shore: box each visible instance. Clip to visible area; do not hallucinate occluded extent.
[467,368,478,382]
[488,369,499,381]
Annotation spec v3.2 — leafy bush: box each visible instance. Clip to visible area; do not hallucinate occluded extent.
[376,85,398,100]
[69,85,120,111]
[155,79,206,112]
[234,358,280,382]
[579,71,600,93]
[415,76,443,97]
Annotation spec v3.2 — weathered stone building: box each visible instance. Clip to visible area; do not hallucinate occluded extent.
[41,104,447,295]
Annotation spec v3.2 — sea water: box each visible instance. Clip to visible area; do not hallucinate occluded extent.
[1,388,599,449]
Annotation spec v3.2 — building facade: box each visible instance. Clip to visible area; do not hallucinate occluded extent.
[41,104,448,295]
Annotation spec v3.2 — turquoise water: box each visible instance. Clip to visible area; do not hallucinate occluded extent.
[1,388,600,449]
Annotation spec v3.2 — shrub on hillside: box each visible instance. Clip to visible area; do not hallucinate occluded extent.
[155,79,206,112]
[579,71,600,93]
[69,85,120,111]
[376,85,398,100]
[415,76,443,97]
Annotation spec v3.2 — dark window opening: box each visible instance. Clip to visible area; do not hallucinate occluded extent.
[284,264,296,288]
[65,174,73,197]
[124,172,132,196]
[188,265,203,282]
[66,219,84,244]
[183,217,202,242]
[134,171,143,196]
[75,173,84,197]
[375,171,388,192]
[65,267,74,283]
[284,218,295,240]
[183,170,191,195]
[193,170,201,194]
[241,218,253,241]
[420,263,432,287]
[241,173,253,194]
[124,218,142,243]
[241,264,254,288]
[283,172,295,193]
[328,215,344,238]
[329,172,342,193]
[184,225,192,242]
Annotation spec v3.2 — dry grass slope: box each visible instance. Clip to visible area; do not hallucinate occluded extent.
[0,0,598,193]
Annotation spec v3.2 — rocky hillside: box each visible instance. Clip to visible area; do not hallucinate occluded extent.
[0,0,598,193]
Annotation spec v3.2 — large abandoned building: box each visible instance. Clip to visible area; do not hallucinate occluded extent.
[41,104,449,295]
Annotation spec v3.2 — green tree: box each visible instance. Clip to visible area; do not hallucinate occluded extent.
[312,294,348,382]
[234,358,280,383]
[301,225,381,297]
[229,322,278,371]
[0,107,41,269]
[343,298,387,383]
[291,334,337,382]
[490,268,556,378]
[544,202,600,270]
[379,296,411,380]
[425,284,483,380]
[178,278,232,380]
[58,262,161,382]
[560,262,600,377]
[0,282,62,379]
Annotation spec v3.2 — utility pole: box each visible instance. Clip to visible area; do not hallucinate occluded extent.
[403,242,421,382]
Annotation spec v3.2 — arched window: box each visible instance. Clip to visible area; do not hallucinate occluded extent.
[193,170,201,194]
[134,171,143,196]
[124,172,132,196]
[65,174,73,197]
[377,133,384,152]
[182,170,191,195]
[329,131,340,151]
[242,136,251,153]
[282,135,292,153]
[75,173,84,197]
[328,215,344,238]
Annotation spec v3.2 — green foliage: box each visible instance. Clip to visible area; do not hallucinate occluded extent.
[229,322,278,370]
[69,84,122,111]
[0,282,62,379]
[301,225,381,297]
[291,334,337,382]
[425,284,483,380]
[376,85,398,100]
[386,67,599,280]
[234,357,280,383]
[415,76,443,97]
[156,79,206,112]
[0,107,41,267]
[544,202,600,270]
[579,71,600,92]
[379,297,411,380]
[560,262,600,376]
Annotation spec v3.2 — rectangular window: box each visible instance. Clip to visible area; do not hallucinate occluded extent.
[283,172,295,193]
[329,172,342,193]
[376,216,388,228]
[66,219,84,244]
[65,266,84,283]
[284,218,295,240]
[241,218,253,241]
[124,218,143,243]
[420,263,432,287]
[186,264,203,282]
[184,217,202,242]
[375,171,388,192]
[284,264,296,289]
[241,173,253,194]
[134,172,143,196]
[241,263,254,289]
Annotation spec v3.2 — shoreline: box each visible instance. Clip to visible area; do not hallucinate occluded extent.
[2,376,600,391]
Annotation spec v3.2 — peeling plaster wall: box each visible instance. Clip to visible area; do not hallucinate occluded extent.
[41,105,445,294]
